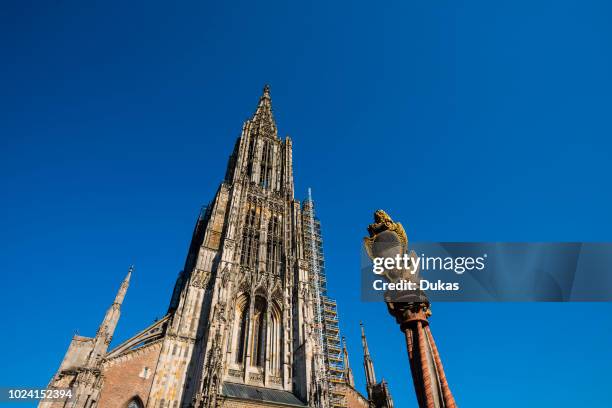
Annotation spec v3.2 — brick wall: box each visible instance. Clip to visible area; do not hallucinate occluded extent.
[97,341,162,408]
[338,383,370,408]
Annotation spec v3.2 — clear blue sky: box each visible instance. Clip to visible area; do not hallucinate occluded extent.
[2,1,612,407]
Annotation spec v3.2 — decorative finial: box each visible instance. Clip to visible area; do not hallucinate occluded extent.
[263,84,271,95]
[126,264,134,281]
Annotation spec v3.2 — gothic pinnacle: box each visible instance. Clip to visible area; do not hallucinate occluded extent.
[361,322,377,391]
[360,321,371,357]
[114,265,133,306]
[343,336,355,387]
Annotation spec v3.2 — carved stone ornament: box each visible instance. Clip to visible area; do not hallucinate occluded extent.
[191,269,208,288]
[363,210,429,306]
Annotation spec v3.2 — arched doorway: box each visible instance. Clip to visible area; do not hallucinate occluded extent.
[126,396,144,408]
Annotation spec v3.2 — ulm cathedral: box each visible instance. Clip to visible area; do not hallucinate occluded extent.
[41,87,394,408]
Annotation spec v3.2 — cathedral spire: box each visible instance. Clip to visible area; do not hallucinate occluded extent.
[114,265,132,305]
[89,265,132,365]
[342,336,355,387]
[361,322,377,394]
[257,84,271,110]
[251,84,278,139]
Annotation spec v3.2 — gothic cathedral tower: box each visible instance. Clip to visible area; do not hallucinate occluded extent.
[148,86,326,407]
[42,86,337,408]
[151,84,328,408]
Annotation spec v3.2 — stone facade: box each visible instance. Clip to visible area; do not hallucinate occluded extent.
[218,400,296,408]
[41,86,385,408]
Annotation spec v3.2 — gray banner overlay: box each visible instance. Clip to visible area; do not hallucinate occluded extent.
[361,242,612,302]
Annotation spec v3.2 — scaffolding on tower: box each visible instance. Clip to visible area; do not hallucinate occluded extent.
[303,189,347,408]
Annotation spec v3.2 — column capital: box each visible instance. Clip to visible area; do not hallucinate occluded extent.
[386,301,432,332]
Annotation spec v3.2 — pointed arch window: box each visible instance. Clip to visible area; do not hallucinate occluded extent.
[266,214,283,275]
[241,202,260,268]
[231,294,283,373]
[246,137,256,178]
[234,294,250,364]
[260,141,274,189]
[251,296,267,367]
[268,300,282,375]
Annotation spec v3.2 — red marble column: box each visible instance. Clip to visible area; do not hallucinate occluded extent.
[388,302,457,408]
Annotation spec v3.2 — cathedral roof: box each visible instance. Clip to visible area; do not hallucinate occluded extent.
[222,382,307,407]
